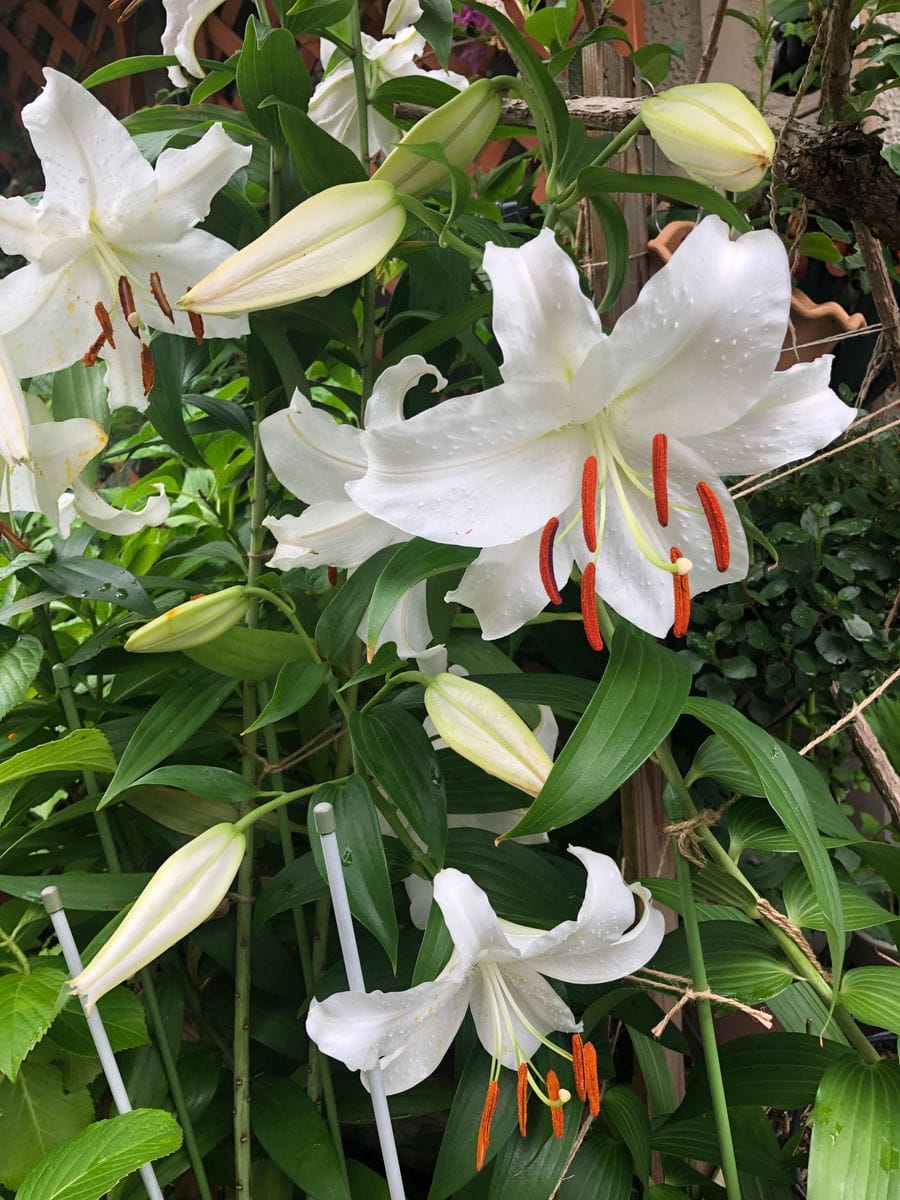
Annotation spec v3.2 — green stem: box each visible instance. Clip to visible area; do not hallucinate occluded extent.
[553,112,647,210]
[664,785,743,1200]
[348,1,376,402]
[654,743,880,1065]
[307,896,331,1104]
[399,196,484,264]
[0,928,30,974]
[234,781,349,832]
[243,586,319,659]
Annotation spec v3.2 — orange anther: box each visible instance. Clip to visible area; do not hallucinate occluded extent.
[580,562,603,651]
[670,546,691,637]
[539,516,563,605]
[82,332,107,367]
[571,1033,586,1102]
[327,566,338,588]
[118,275,140,338]
[581,455,598,552]
[547,1070,564,1139]
[140,343,154,396]
[476,1080,500,1170]
[696,481,730,572]
[188,309,205,346]
[652,433,669,527]
[149,272,175,323]
[94,301,116,349]
[517,1063,529,1137]
[583,1040,601,1118]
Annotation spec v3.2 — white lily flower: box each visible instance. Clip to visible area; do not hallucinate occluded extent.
[310,22,467,159]
[161,0,227,87]
[259,356,447,661]
[307,847,664,1160]
[349,217,855,641]
[384,0,424,35]
[0,70,251,412]
[58,480,170,538]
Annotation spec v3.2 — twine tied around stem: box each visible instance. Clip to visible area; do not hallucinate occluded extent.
[628,967,775,1038]
[660,807,722,868]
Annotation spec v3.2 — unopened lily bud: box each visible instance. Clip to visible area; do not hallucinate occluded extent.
[424,673,553,797]
[178,180,407,315]
[373,78,502,197]
[641,83,775,191]
[125,586,249,653]
[69,823,245,1014]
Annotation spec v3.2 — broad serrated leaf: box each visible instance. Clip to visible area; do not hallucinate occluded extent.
[0,729,115,787]
[808,1057,900,1200]
[16,1108,182,1200]
[0,1062,94,1189]
[50,987,150,1057]
[0,635,42,723]
[0,963,68,1080]
[252,1075,350,1200]
[100,672,235,807]
[504,626,690,838]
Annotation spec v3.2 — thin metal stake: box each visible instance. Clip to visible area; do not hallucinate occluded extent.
[42,886,165,1200]
[313,802,407,1200]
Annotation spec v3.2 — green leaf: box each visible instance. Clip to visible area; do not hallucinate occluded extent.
[652,921,795,1005]
[252,1075,351,1200]
[315,544,397,661]
[309,777,398,966]
[0,729,116,788]
[237,19,310,143]
[839,968,900,1034]
[808,1057,900,1200]
[50,987,150,1057]
[589,192,630,313]
[525,0,577,49]
[504,626,690,838]
[445,828,577,926]
[0,964,68,1080]
[253,852,328,927]
[284,0,355,34]
[0,1062,94,1189]
[366,538,478,650]
[185,626,316,680]
[100,672,235,807]
[691,735,762,795]
[31,559,156,617]
[145,335,204,466]
[0,635,42,722]
[82,54,182,88]
[675,1033,847,1119]
[124,765,260,804]
[556,1133,632,1198]
[351,707,447,866]
[16,1108,183,1200]
[797,231,843,263]
[783,863,893,932]
[766,981,850,1045]
[418,0,454,66]
[685,698,846,986]
[603,1086,652,1184]
[0,872,149,910]
[631,41,679,86]
[277,100,367,194]
[488,1076,582,1199]
[466,672,595,721]
[379,292,492,369]
[577,166,752,232]
[244,660,330,733]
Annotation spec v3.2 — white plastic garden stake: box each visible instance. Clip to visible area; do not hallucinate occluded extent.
[41,885,165,1200]
[313,802,407,1200]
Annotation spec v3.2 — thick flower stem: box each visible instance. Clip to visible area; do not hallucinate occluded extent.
[51,661,213,1199]
[664,788,743,1200]
[654,743,880,1065]
[307,896,332,1105]
[398,195,485,263]
[347,1,377,402]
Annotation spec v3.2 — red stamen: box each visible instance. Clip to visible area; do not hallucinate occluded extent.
[82,332,107,367]
[476,1080,500,1170]
[547,1070,564,1139]
[517,1063,529,1137]
[580,562,603,652]
[327,566,338,588]
[583,1041,601,1118]
[188,310,205,346]
[581,455,598,552]
[149,272,175,323]
[140,344,154,395]
[571,1034,586,1102]
[539,517,563,605]
[118,275,140,338]
[94,301,116,349]
[696,481,730,572]
[670,546,691,638]
[652,433,669,527]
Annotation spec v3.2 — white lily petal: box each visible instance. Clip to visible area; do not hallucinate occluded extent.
[404,875,434,930]
[0,196,47,261]
[534,705,559,758]
[68,479,169,535]
[98,308,150,413]
[607,217,791,439]
[469,963,578,1070]
[9,412,107,527]
[161,0,227,86]
[522,848,665,983]
[365,356,447,430]
[0,339,32,467]
[352,382,588,546]
[260,393,365,502]
[484,229,604,385]
[306,960,472,1093]
[433,868,518,961]
[447,809,549,846]
[372,579,433,659]
[130,125,251,238]
[372,25,427,72]
[446,530,574,640]
[685,356,855,474]
[0,258,108,380]
[24,70,156,235]
[263,504,403,571]
[384,0,423,34]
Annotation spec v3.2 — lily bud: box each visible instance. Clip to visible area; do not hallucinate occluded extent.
[0,337,31,469]
[641,83,775,191]
[125,586,250,653]
[424,673,553,796]
[69,823,245,1014]
[373,78,502,197]
[178,180,407,315]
